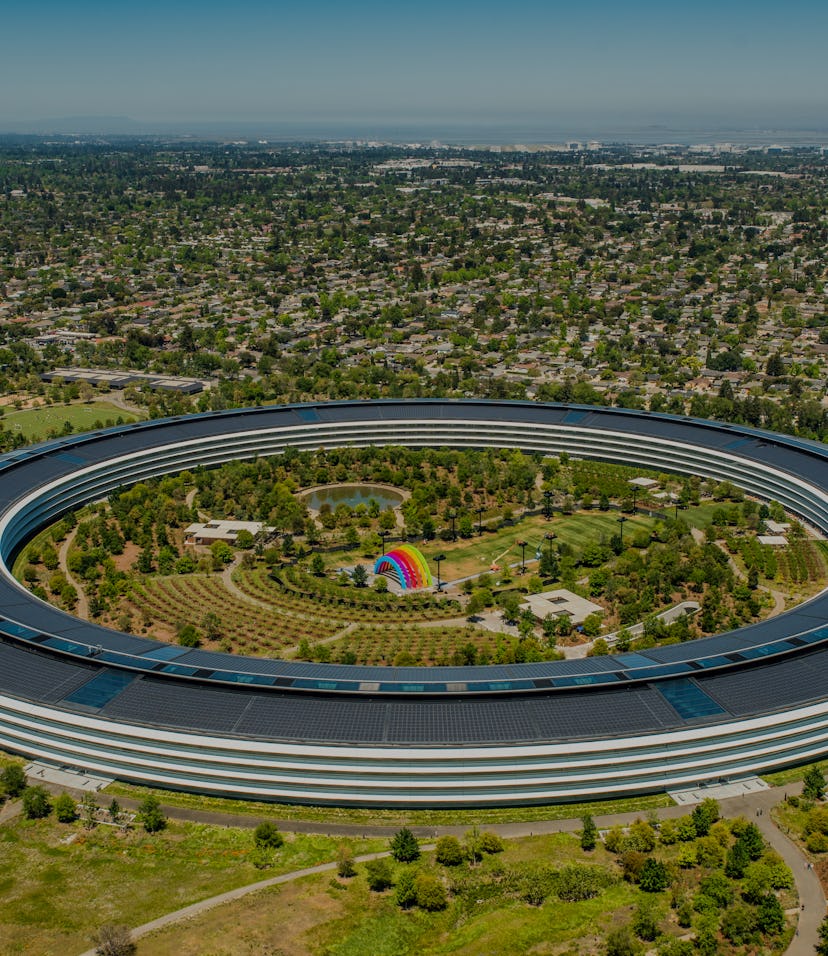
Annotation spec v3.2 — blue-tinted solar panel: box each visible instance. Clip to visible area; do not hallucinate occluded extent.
[298,407,319,422]
[697,655,736,669]
[141,644,189,661]
[614,653,656,668]
[631,663,692,679]
[740,642,789,660]
[291,678,350,691]
[554,674,620,687]
[161,663,198,676]
[725,437,753,451]
[65,670,136,708]
[656,679,726,720]
[43,637,90,655]
[210,671,276,686]
[799,630,828,645]
[0,621,42,640]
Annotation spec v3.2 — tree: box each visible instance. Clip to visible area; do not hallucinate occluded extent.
[755,892,785,935]
[91,924,136,956]
[210,540,234,566]
[804,764,827,800]
[21,785,51,819]
[390,827,420,862]
[310,552,325,576]
[604,925,640,956]
[725,839,750,879]
[580,813,598,851]
[499,591,522,624]
[632,900,658,941]
[435,835,464,866]
[365,858,393,891]
[638,857,670,892]
[351,564,368,588]
[254,821,284,849]
[1,763,26,797]
[691,798,719,836]
[479,831,504,854]
[54,792,78,823]
[234,529,254,549]
[720,902,757,945]
[336,845,356,878]
[394,866,417,908]
[137,794,166,833]
[817,914,828,955]
[415,871,448,911]
[738,823,765,861]
[698,870,734,909]
[80,792,98,829]
[177,623,201,647]
[765,352,785,377]
[465,826,484,865]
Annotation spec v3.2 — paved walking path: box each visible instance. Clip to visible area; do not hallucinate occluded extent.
[61,779,825,956]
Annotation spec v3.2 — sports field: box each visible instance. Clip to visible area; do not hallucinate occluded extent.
[1,402,144,441]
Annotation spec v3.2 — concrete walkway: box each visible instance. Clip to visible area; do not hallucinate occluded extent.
[60,779,825,956]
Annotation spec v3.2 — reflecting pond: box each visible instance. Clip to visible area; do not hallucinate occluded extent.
[300,484,405,512]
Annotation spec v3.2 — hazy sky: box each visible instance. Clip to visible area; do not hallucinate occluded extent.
[2,0,827,131]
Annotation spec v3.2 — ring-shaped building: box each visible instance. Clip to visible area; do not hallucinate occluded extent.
[0,399,827,806]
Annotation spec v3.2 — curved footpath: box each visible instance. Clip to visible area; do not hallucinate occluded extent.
[50,780,823,956]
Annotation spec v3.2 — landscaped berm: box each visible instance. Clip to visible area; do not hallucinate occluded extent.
[373,544,433,591]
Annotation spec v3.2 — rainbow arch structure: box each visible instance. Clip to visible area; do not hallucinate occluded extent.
[373,544,433,590]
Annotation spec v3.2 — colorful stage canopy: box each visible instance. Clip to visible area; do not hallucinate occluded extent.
[373,544,433,590]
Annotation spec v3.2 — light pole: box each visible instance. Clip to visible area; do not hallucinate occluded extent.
[617,515,628,547]
[630,484,638,514]
[517,539,527,574]
[379,529,390,555]
[434,553,446,592]
[545,531,556,555]
[476,506,485,536]
[543,490,553,521]
[448,510,457,542]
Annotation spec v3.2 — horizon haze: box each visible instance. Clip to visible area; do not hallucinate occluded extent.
[1,0,827,143]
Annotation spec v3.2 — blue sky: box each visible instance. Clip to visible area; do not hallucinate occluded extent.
[2,0,827,131]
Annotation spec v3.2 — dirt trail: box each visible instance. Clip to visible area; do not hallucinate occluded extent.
[57,525,89,619]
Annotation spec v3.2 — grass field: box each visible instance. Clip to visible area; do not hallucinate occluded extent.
[1,401,144,442]
[328,511,658,582]
[137,851,640,956]
[101,778,673,827]
[136,825,795,956]
[762,760,826,788]
[0,813,383,956]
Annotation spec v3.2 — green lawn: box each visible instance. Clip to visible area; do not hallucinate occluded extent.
[102,778,672,827]
[2,401,143,442]
[679,501,731,529]
[0,813,382,956]
[329,511,659,582]
[762,760,826,788]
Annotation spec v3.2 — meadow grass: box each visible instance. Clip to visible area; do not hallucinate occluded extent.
[0,812,382,956]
